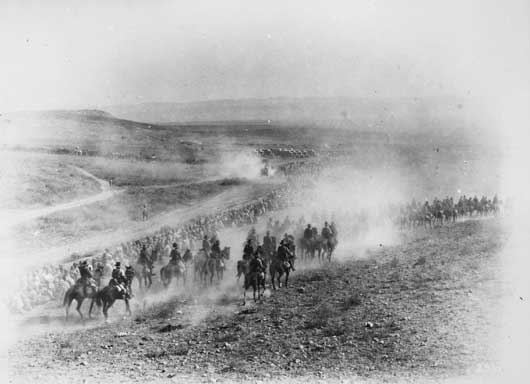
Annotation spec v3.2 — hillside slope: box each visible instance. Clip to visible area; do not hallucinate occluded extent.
[9,219,506,383]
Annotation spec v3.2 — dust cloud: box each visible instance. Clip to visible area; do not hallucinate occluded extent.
[214,146,270,180]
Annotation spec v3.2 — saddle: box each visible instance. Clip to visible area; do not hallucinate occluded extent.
[114,283,126,294]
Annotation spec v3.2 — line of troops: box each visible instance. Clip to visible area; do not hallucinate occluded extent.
[256,147,317,159]
[238,219,338,278]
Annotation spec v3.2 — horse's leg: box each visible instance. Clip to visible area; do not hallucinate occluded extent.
[65,296,73,319]
[76,298,84,319]
[89,299,95,318]
[125,299,131,316]
[103,302,109,320]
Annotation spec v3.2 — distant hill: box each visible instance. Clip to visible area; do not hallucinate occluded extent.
[105,96,468,128]
[104,96,499,147]
[0,108,186,160]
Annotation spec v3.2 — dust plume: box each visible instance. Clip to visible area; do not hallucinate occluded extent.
[214,146,269,180]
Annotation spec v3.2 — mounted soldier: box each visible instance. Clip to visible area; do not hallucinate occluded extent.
[262,230,273,258]
[243,238,254,261]
[77,260,96,296]
[329,222,338,238]
[125,265,135,296]
[247,227,258,250]
[250,248,266,277]
[202,235,211,258]
[137,244,152,267]
[169,243,182,265]
[303,224,313,240]
[277,240,295,272]
[93,262,105,289]
[321,222,332,240]
[110,262,128,295]
[211,239,221,261]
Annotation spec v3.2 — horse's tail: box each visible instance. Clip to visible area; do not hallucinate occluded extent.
[236,266,244,279]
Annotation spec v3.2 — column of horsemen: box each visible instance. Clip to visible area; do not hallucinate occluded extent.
[64,213,340,317]
[68,194,499,316]
[7,186,500,315]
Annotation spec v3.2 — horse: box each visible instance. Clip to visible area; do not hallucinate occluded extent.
[269,253,290,290]
[321,235,338,262]
[205,247,230,284]
[89,284,131,320]
[236,259,248,280]
[413,211,434,228]
[135,261,154,290]
[444,208,458,223]
[307,236,327,263]
[299,237,314,260]
[193,249,209,284]
[433,210,445,226]
[242,265,266,305]
[63,283,98,319]
[160,260,186,287]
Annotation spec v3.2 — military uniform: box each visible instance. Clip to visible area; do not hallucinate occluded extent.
[243,240,254,261]
[111,262,127,293]
[169,244,182,265]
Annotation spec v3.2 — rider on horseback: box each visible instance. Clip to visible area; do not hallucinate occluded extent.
[249,248,266,278]
[138,244,152,267]
[110,262,128,295]
[330,221,337,237]
[321,222,332,239]
[211,239,221,257]
[77,260,96,296]
[263,230,273,258]
[278,240,295,272]
[169,243,182,265]
[243,239,254,261]
[125,265,135,296]
[303,224,313,240]
[202,235,211,258]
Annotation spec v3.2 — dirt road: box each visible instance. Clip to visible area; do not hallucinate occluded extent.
[1,166,121,227]
[11,182,274,269]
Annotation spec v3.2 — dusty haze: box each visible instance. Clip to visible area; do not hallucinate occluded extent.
[1,1,530,383]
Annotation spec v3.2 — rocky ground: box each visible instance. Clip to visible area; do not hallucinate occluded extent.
[8,218,506,383]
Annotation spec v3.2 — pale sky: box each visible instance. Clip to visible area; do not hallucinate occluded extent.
[0,0,528,112]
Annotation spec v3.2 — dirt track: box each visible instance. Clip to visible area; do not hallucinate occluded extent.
[8,219,506,383]
[9,180,276,270]
[1,166,121,227]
